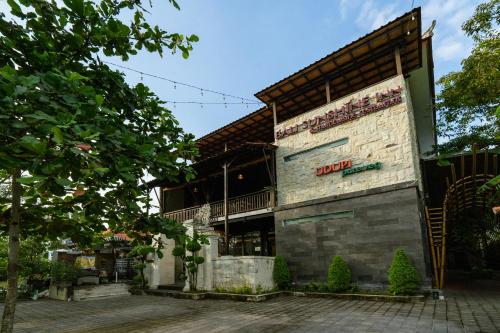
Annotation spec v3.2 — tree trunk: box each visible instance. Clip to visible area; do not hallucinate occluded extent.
[1,170,21,333]
[140,259,146,290]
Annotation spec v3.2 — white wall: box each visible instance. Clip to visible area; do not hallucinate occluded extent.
[212,256,275,293]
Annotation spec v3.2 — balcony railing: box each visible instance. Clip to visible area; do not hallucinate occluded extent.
[164,189,273,223]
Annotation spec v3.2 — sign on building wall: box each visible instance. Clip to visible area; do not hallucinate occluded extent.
[316,160,383,177]
[276,87,403,140]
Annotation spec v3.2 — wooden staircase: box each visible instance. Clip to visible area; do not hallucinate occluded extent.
[425,207,446,289]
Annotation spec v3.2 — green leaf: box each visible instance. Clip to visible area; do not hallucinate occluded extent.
[94,167,110,175]
[187,34,199,42]
[64,0,84,16]
[95,94,104,106]
[14,85,28,95]
[55,178,72,187]
[51,126,64,144]
[19,135,47,154]
[7,0,23,16]
[19,75,40,87]
[26,111,58,123]
[437,159,451,167]
[16,176,47,184]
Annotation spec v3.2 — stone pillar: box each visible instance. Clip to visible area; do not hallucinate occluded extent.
[147,234,177,289]
[198,232,218,291]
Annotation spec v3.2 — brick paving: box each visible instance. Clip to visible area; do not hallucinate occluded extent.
[2,289,499,333]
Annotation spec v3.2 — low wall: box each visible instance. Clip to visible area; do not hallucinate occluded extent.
[212,256,275,293]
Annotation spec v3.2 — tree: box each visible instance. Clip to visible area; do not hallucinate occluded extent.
[172,231,208,291]
[128,215,186,290]
[0,1,198,331]
[435,0,499,154]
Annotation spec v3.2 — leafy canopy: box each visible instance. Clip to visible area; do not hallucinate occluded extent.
[0,0,199,241]
[436,0,499,153]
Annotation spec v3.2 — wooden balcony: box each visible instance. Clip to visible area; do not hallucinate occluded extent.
[164,189,273,223]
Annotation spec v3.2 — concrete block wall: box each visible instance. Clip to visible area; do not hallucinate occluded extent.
[275,75,422,206]
[274,184,430,289]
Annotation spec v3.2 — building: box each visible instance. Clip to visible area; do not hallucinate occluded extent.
[153,8,439,289]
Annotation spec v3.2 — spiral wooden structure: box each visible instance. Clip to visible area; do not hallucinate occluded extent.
[425,146,498,289]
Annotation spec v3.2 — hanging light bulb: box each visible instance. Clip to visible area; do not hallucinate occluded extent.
[200,89,204,96]
[173,82,177,89]
[237,173,244,180]
[193,187,199,193]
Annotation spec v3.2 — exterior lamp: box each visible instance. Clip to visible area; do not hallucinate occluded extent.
[237,173,244,180]
[193,187,199,193]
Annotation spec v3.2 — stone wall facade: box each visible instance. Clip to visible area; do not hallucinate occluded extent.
[274,183,430,289]
[275,75,422,206]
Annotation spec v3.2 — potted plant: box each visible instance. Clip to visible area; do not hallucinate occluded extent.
[49,261,79,300]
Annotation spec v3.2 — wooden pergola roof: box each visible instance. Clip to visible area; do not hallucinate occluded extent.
[196,8,422,161]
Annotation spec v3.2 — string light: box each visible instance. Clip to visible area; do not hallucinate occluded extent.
[103,60,263,104]
[164,100,262,106]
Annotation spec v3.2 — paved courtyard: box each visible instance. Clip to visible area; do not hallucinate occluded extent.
[2,289,500,333]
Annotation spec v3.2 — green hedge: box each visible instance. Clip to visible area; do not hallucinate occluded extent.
[273,256,291,290]
[328,256,351,292]
[388,248,420,295]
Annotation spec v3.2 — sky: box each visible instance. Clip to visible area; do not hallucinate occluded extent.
[0,0,482,138]
[101,0,482,140]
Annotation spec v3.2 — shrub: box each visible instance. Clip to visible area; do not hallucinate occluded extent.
[50,261,79,283]
[233,285,252,294]
[388,248,420,295]
[273,256,291,290]
[328,256,351,292]
[132,274,145,286]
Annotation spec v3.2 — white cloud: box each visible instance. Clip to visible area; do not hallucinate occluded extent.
[435,38,464,61]
[355,1,399,30]
[339,0,350,20]
[422,0,477,63]
[422,0,474,30]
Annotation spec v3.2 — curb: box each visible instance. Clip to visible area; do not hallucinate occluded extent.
[136,288,424,303]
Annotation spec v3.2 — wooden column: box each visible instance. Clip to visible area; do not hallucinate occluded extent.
[272,102,278,142]
[223,143,229,254]
[270,149,276,207]
[394,47,402,76]
[159,187,164,216]
[325,80,331,103]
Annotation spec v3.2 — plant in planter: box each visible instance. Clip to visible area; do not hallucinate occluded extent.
[273,256,291,290]
[328,256,351,292]
[50,261,78,286]
[388,248,420,295]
